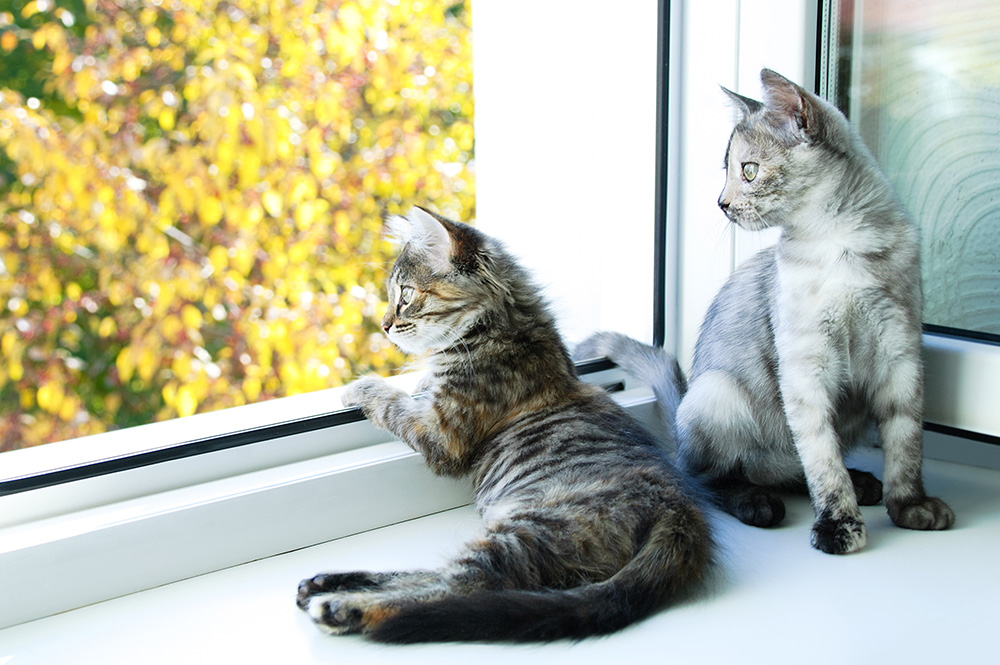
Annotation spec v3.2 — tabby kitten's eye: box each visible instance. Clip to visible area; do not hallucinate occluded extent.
[398,286,415,308]
[742,162,759,182]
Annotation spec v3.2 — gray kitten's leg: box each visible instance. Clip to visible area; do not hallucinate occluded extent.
[677,371,787,527]
[872,355,954,530]
[778,364,866,554]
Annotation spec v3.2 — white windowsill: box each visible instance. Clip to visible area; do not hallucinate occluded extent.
[0,369,643,630]
[1,447,997,664]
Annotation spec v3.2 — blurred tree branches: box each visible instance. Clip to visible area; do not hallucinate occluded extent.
[0,0,474,451]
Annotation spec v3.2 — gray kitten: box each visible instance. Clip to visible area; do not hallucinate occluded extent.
[297,208,712,642]
[579,69,954,555]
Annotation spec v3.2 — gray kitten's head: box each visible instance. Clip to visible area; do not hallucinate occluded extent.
[717,69,863,232]
[380,207,518,355]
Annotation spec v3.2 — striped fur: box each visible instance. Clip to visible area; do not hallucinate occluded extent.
[297,207,713,642]
[577,70,953,555]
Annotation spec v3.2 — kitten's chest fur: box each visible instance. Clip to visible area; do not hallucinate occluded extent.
[771,213,917,385]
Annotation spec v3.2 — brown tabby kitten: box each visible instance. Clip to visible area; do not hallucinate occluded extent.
[296,207,713,643]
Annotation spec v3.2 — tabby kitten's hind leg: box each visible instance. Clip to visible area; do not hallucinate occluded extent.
[296,571,400,610]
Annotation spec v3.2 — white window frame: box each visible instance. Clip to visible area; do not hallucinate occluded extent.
[0,1,660,629]
[2,0,998,631]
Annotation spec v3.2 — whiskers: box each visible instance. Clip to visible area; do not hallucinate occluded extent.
[425,322,476,382]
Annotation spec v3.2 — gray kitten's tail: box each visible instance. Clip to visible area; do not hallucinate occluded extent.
[369,506,711,643]
[574,332,687,451]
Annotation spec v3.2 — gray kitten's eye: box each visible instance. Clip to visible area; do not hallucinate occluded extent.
[398,286,415,308]
[742,162,759,182]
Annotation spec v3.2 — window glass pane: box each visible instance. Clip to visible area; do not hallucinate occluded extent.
[832,0,1000,337]
[0,0,473,453]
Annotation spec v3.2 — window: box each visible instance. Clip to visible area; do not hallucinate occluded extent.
[820,0,1000,442]
[826,0,1000,338]
[0,1,472,450]
[0,1,662,628]
[3,0,997,631]
[1,0,473,488]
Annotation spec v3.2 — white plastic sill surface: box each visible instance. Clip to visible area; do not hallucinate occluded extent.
[2,448,998,665]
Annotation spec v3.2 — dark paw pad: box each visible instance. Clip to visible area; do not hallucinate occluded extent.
[308,598,366,635]
[887,496,955,531]
[811,515,866,554]
[296,572,382,609]
[727,488,786,528]
[848,468,883,506]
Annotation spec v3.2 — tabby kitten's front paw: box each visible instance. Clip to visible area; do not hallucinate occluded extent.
[341,375,385,408]
[886,496,955,531]
[810,515,866,555]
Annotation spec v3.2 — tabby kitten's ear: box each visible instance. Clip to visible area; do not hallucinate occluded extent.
[720,85,764,118]
[385,207,453,274]
[759,68,824,143]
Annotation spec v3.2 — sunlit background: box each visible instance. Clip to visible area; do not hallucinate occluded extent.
[0,0,474,451]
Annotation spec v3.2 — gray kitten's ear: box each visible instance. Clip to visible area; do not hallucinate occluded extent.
[720,85,764,117]
[385,207,453,274]
[759,68,823,141]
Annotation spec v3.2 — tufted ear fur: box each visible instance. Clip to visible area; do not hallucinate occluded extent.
[759,68,825,142]
[720,85,764,118]
[385,207,454,274]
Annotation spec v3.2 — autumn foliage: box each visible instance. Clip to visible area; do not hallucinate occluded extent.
[0,0,474,451]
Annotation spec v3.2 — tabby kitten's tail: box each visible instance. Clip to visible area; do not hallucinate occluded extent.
[369,509,708,643]
[574,331,687,451]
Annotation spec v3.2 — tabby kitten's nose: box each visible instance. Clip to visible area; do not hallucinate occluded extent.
[718,198,730,212]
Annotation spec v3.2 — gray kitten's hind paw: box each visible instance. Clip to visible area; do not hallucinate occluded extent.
[811,515,866,554]
[721,485,786,528]
[848,468,883,506]
[887,496,955,531]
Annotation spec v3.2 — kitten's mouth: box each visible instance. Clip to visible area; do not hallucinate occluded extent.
[728,213,771,232]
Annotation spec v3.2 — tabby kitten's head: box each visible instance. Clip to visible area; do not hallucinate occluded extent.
[379,207,509,356]
[718,68,862,232]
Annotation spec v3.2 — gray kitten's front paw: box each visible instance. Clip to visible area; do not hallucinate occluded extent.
[811,515,866,554]
[887,496,955,531]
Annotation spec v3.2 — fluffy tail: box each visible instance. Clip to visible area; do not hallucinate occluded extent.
[574,332,687,450]
[369,508,712,644]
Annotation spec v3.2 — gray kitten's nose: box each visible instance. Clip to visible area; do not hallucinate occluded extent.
[718,198,730,212]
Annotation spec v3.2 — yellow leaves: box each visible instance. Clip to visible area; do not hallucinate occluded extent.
[197,195,224,227]
[1,30,16,53]
[238,149,261,188]
[158,108,176,131]
[181,304,203,330]
[176,384,199,417]
[116,347,135,383]
[20,1,42,19]
[261,189,283,217]
[36,382,65,415]
[2,0,474,449]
